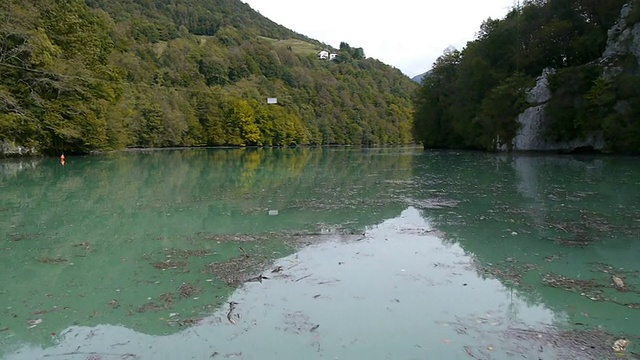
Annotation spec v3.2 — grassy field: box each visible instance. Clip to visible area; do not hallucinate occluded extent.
[259,36,322,56]
[192,35,321,57]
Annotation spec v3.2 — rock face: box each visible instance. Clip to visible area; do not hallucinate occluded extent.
[510,69,606,152]
[0,141,38,157]
[510,69,553,151]
[602,4,640,65]
[508,3,639,152]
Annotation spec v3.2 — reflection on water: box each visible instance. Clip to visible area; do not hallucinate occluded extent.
[9,208,564,360]
[1,148,639,359]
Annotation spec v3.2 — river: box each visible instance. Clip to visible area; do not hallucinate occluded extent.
[1,147,638,359]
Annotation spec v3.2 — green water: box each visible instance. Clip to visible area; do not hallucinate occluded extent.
[1,148,639,359]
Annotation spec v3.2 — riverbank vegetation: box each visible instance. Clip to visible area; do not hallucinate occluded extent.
[0,0,416,155]
[413,0,640,153]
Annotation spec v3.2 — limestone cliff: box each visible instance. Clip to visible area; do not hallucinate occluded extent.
[509,2,638,152]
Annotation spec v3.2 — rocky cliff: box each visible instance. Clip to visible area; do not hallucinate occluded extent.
[509,2,638,152]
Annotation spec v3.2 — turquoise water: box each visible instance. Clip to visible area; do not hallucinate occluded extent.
[1,148,638,359]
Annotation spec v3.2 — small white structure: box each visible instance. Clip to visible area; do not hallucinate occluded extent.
[317,50,329,60]
[267,97,278,104]
[329,53,338,60]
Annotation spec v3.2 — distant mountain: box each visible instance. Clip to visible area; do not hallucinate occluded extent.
[411,70,433,84]
[0,0,418,155]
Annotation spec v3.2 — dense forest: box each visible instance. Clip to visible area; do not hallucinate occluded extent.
[0,0,416,155]
[413,0,640,153]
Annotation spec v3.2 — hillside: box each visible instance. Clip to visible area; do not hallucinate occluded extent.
[0,0,417,155]
[412,0,640,153]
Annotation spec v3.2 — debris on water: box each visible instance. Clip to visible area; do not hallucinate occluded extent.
[504,326,624,359]
[312,294,321,299]
[32,306,69,315]
[0,327,9,332]
[151,259,187,271]
[222,352,242,358]
[203,253,273,285]
[178,283,201,298]
[138,292,174,313]
[473,258,538,287]
[612,339,629,352]
[541,273,606,300]
[268,210,278,216]
[227,301,238,325]
[164,248,212,258]
[245,274,268,283]
[317,279,340,285]
[26,318,42,329]
[310,324,320,332]
[282,311,316,334]
[294,274,311,282]
[198,233,261,242]
[238,246,249,258]
[408,197,461,209]
[72,241,91,250]
[37,257,68,264]
[612,276,626,290]
[167,318,202,327]
[107,299,119,309]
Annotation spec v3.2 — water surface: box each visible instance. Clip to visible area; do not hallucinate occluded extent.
[1,148,639,359]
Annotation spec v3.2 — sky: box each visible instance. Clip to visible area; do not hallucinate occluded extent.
[242,0,516,77]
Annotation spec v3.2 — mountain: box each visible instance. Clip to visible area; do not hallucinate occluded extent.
[410,70,432,84]
[0,0,417,155]
[412,0,640,153]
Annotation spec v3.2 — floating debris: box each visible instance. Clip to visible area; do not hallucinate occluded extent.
[138,292,174,313]
[203,253,273,286]
[473,258,538,287]
[167,318,202,327]
[227,302,238,325]
[612,339,629,353]
[612,276,626,291]
[151,260,187,270]
[541,273,605,295]
[164,248,211,258]
[72,242,91,250]
[107,299,120,309]
[26,318,42,329]
[504,326,624,359]
[178,283,201,298]
[245,274,269,283]
[37,257,68,264]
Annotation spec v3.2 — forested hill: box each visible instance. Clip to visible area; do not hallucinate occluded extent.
[0,0,417,155]
[413,0,640,153]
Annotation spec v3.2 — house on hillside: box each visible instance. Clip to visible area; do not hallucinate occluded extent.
[318,50,339,60]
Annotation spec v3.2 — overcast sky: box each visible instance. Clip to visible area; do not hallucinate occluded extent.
[242,1,515,77]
